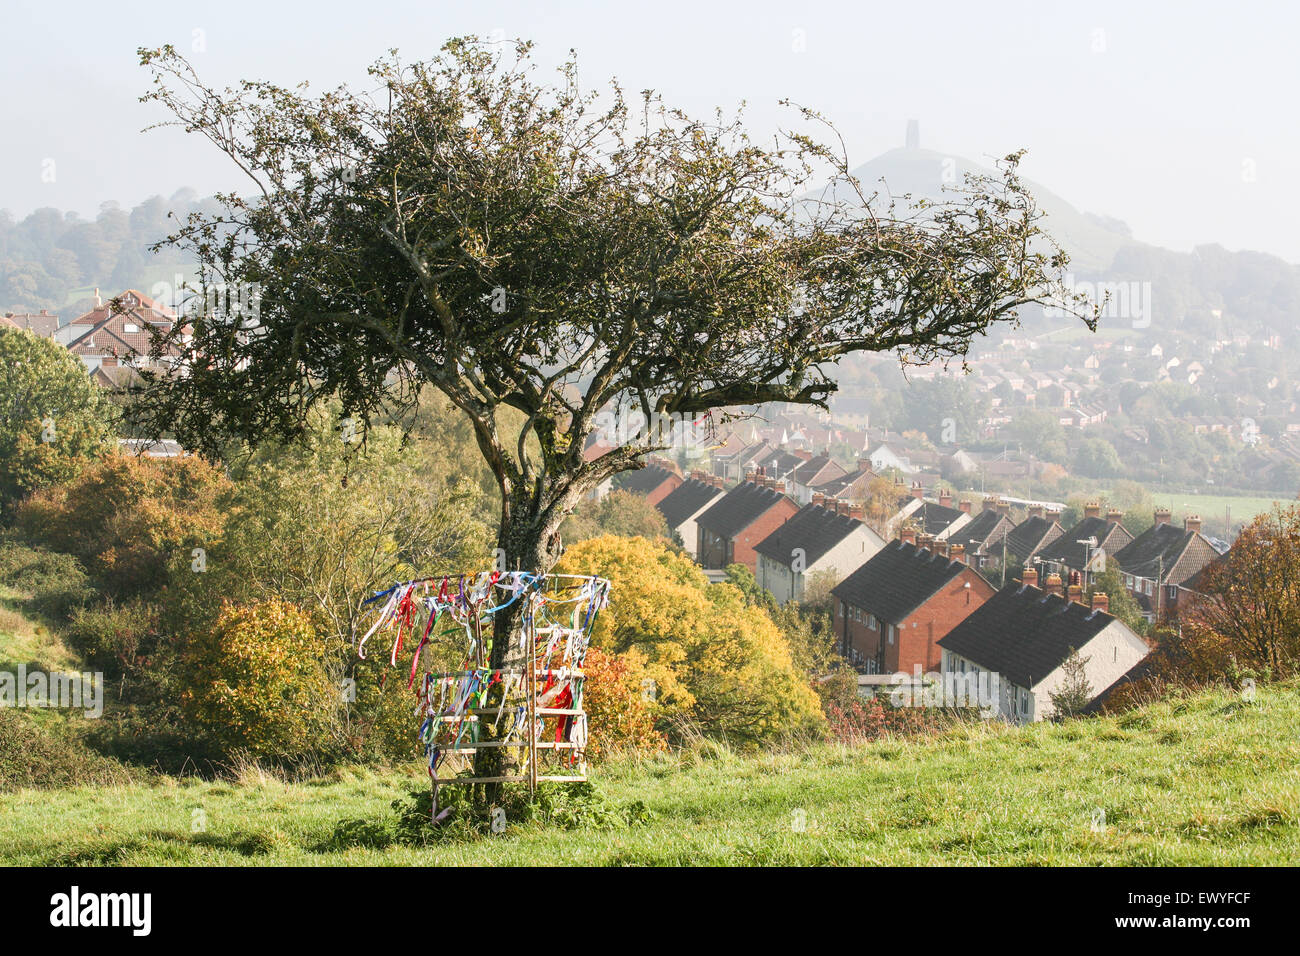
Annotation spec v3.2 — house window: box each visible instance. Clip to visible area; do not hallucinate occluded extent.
[887,625,895,645]
[866,613,877,630]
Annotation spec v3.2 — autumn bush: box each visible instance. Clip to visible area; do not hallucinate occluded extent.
[179,598,342,762]
[16,452,231,598]
[581,646,667,759]
[557,535,824,745]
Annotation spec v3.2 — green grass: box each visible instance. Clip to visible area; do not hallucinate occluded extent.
[1,681,1297,865]
[1143,492,1285,528]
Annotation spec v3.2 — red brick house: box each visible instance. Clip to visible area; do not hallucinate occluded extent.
[695,473,800,572]
[831,534,996,674]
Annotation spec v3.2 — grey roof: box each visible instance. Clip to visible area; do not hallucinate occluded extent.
[1111,522,1212,584]
[655,478,724,530]
[616,463,678,495]
[1005,516,1064,561]
[695,481,792,540]
[753,503,865,568]
[830,539,968,625]
[946,510,1014,555]
[938,583,1119,689]
[1036,517,1132,570]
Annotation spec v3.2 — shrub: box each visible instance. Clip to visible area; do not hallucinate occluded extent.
[581,646,666,759]
[16,452,231,599]
[0,710,135,791]
[0,536,93,618]
[179,598,342,762]
[64,599,160,677]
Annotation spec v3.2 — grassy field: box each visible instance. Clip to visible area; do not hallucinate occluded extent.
[1,680,1297,866]
[3,579,1297,866]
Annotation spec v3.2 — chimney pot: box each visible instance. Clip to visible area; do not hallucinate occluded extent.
[900,524,917,546]
[939,491,953,508]
[996,500,1010,516]
[1084,501,1101,519]
[1154,508,1172,526]
[911,481,924,500]
[1106,508,1124,524]
[848,504,864,520]
[1184,514,1202,533]
[950,543,966,564]
[1021,567,1039,588]
[1028,503,1044,519]
[1067,583,1084,605]
[1091,592,1109,614]
[1045,573,1064,597]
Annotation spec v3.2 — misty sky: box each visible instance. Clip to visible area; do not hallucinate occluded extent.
[4,0,1297,262]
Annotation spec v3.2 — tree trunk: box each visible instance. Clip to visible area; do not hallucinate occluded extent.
[471,492,566,805]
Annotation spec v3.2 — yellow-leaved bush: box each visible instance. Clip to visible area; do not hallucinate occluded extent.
[557,535,823,744]
[180,598,341,761]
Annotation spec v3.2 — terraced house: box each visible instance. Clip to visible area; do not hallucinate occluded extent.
[831,535,995,674]
[694,472,799,572]
[1111,511,1224,621]
[938,569,1150,722]
[753,500,886,604]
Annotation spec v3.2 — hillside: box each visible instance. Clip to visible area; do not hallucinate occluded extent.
[2,672,1296,865]
[849,146,1140,274]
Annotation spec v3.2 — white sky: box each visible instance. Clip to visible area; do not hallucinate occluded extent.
[4,0,1297,261]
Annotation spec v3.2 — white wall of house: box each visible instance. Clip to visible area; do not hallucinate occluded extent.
[942,617,1148,723]
[1031,620,1149,720]
[673,492,724,559]
[757,524,886,604]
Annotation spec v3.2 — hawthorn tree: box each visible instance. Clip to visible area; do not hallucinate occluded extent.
[129,38,1091,775]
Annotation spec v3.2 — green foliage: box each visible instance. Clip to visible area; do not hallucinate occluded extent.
[0,327,112,509]
[1048,648,1093,719]
[179,598,342,763]
[0,536,93,618]
[562,489,670,543]
[0,710,134,791]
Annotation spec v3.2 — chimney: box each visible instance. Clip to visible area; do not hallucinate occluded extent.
[1090,592,1109,614]
[950,543,966,565]
[1084,501,1101,519]
[1028,503,1044,519]
[1046,507,1063,523]
[1106,508,1124,525]
[1184,514,1202,533]
[857,457,872,473]
[939,490,953,509]
[933,539,949,558]
[1154,507,1172,526]
[1021,567,1039,588]
[900,524,917,546]
[1067,582,1084,605]
[911,481,924,500]
[958,499,972,514]
[982,496,999,513]
[812,492,826,509]
[1045,573,1064,598]
[996,499,1010,516]
[94,287,102,308]
[917,533,934,552]
[848,504,864,520]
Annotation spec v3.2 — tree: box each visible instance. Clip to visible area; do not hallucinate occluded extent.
[1183,504,1300,677]
[129,38,1091,783]
[561,489,670,543]
[1048,647,1092,719]
[0,327,113,510]
[1085,563,1146,635]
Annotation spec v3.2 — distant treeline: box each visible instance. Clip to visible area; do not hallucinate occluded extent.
[0,191,215,316]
